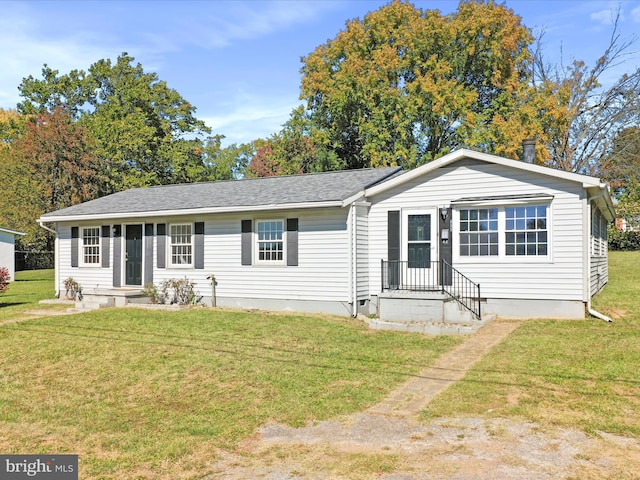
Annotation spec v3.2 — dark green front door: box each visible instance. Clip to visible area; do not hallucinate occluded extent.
[125,225,143,286]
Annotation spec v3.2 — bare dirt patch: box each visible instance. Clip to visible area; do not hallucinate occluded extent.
[206,415,640,479]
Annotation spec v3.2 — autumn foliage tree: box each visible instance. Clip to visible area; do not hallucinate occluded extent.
[300,0,536,169]
[3,106,101,249]
[246,106,344,177]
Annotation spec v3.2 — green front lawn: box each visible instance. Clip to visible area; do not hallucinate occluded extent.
[423,251,640,438]
[0,280,461,479]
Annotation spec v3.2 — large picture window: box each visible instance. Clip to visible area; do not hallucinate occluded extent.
[81,227,101,265]
[459,209,499,256]
[505,206,548,256]
[257,220,284,262]
[170,224,193,266]
[456,204,550,259]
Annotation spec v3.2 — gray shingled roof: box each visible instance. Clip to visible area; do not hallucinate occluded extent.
[40,167,402,220]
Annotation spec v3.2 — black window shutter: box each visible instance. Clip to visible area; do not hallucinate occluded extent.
[144,224,154,283]
[156,223,166,269]
[71,227,79,267]
[112,225,122,287]
[194,221,205,269]
[387,211,400,261]
[101,225,110,268]
[241,220,252,266]
[286,218,298,266]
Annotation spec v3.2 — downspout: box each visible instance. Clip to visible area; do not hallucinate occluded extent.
[348,203,358,317]
[586,192,612,322]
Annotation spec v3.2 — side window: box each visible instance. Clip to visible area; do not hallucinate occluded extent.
[257,220,284,262]
[170,224,193,266]
[81,227,101,265]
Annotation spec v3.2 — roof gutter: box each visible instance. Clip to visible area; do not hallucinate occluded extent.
[38,219,56,234]
[38,200,346,223]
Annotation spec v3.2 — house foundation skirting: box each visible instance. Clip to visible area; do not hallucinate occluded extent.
[206,296,354,317]
[481,298,585,319]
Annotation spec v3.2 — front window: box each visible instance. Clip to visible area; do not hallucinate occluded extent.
[506,206,548,256]
[82,227,100,265]
[257,220,284,262]
[459,209,499,256]
[170,224,193,265]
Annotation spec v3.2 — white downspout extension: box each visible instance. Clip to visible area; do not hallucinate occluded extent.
[348,204,358,317]
[586,194,612,322]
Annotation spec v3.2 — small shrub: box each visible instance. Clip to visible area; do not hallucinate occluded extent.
[0,266,10,294]
[64,277,83,300]
[146,278,201,306]
[143,282,161,304]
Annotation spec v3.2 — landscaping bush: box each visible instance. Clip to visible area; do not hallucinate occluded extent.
[145,277,201,305]
[608,228,640,251]
[0,267,10,294]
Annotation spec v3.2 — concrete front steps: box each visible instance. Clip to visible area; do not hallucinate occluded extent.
[70,288,150,312]
[373,290,494,334]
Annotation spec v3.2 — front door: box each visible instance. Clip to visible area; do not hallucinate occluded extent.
[125,224,143,286]
[403,209,438,288]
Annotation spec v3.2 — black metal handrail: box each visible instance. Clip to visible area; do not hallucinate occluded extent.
[440,259,481,320]
[381,259,481,320]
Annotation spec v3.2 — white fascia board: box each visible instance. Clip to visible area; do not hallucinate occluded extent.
[38,200,345,223]
[0,227,25,236]
[364,148,604,197]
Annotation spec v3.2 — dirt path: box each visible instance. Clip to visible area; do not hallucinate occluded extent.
[207,319,640,479]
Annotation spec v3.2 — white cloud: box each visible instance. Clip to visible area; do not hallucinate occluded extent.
[590,8,618,26]
[179,1,340,49]
[631,5,640,23]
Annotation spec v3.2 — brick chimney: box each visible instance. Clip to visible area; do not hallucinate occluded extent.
[521,138,536,164]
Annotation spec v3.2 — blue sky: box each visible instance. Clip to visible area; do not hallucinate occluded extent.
[1,0,638,146]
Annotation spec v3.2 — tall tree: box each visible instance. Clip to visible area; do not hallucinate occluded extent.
[18,53,212,192]
[246,106,344,177]
[4,106,101,249]
[300,0,535,169]
[531,14,640,175]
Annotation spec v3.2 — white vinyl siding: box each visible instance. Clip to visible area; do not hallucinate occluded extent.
[152,208,351,304]
[368,161,587,301]
[354,203,370,301]
[57,224,113,290]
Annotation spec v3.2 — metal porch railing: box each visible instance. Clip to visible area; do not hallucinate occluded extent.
[381,259,481,320]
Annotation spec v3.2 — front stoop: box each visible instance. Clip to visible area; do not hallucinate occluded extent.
[375,290,494,334]
[70,289,150,312]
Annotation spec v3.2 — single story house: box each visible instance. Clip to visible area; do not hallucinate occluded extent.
[38,148,615,321]
[0,227,25,281]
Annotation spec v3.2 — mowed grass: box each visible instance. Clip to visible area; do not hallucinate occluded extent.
[0,269,59,322]
[0,275,461,479]
[423,251,640,438]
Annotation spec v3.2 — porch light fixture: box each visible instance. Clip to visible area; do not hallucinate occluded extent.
[440,206,449,221]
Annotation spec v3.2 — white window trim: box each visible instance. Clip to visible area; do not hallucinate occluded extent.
[80,226,101,267]
[168,223,194,268]
[255,218,286,265]
[452,202,553,264]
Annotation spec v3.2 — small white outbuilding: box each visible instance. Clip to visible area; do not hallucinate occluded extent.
[0,227,25,282]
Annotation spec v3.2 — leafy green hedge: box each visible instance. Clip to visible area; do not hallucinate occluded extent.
[609,228,640,251]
